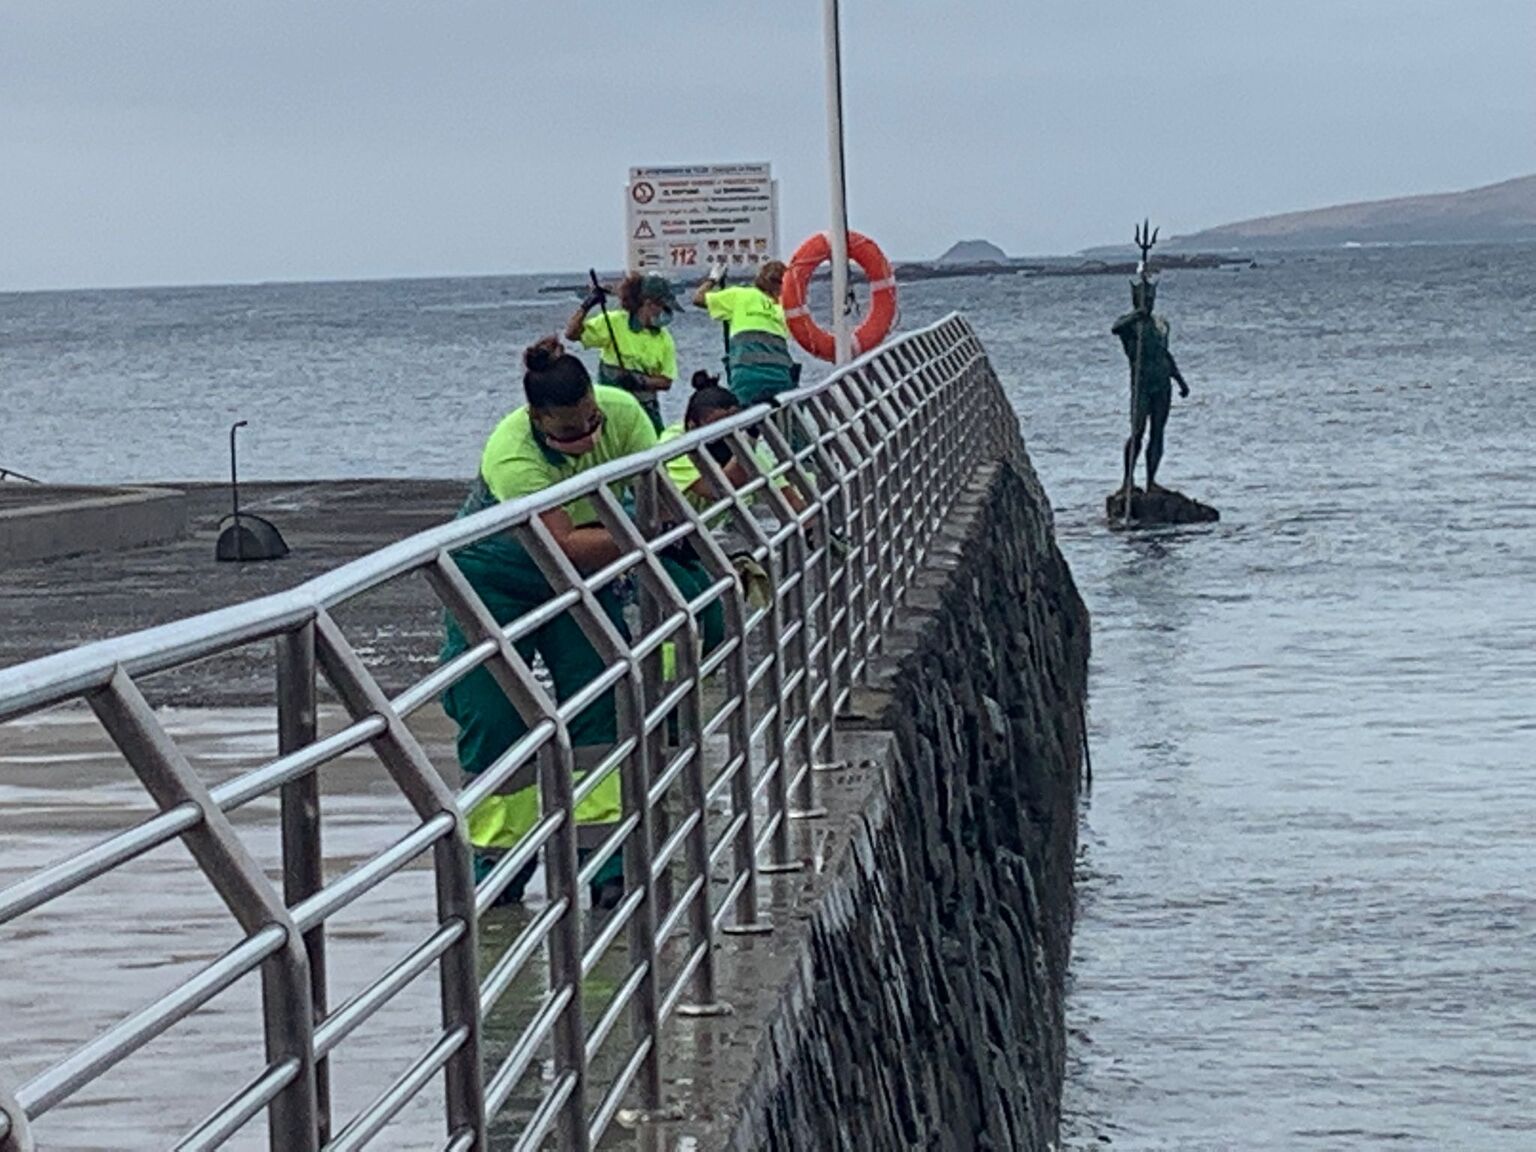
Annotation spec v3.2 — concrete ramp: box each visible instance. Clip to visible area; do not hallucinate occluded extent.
[0,485,187,567]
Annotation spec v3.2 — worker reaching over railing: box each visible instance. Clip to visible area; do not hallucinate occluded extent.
[438,336,722,910]
[692,260,801,406]
[658,371,807,516]
[658,371,810,609]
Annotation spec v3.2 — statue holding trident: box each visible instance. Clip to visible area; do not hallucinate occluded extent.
[1107,220,1217,525]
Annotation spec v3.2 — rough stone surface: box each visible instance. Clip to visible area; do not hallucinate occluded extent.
[1105,485,1219,525]
[721,459,1090,1152]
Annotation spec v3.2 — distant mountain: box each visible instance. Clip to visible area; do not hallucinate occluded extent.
[935,239,1010,264]
[1164,174,1536,252]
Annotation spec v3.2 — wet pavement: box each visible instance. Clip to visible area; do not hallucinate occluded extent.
[0,700,887,1151]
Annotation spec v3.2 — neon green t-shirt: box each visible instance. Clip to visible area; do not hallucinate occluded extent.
[578,311,678,382]
[704,286,788,340]
[480,386,657,525]
[658,424,787,514]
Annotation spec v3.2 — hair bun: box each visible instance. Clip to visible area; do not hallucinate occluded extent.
[524,336,562,373]
[690,369,721,391]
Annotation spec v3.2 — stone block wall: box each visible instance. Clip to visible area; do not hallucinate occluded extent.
[724,457,1090,1152]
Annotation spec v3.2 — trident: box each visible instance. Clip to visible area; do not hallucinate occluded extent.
[1122,219,1160,525]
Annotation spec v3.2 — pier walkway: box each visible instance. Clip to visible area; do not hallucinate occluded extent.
[0,315,1045,1151]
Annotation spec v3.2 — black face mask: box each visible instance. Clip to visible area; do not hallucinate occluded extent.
[706,438,734,465]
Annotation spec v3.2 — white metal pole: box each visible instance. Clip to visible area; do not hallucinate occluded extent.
[823,0,852,364]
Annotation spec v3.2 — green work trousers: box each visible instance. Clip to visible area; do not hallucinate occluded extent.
[729,363,798,407]
[441,543,724,852]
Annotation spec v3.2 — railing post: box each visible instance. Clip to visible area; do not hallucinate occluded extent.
[844,370,896,643]
[671,561,722,1007]
[0,1080,32,1152]
[311,614,487,1152]
[797,401,845,763]
[756,415,825,822]
[817,385,876,684]
[761,500,796,867]
[591,484,667,1112]
[593,478,728,1012]
[427,550,608,1139]
[516,512,647,1139]
[657,442,769,937]
[634,472,675,927]
[542,731,597,1152]
[721,568,765,928]
[275,621,330,1145]
[86,670,320,1152]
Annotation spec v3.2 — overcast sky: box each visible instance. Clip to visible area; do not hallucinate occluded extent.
[2,1,1532,291]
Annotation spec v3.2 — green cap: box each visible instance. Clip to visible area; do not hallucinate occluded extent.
[638,274,681,310]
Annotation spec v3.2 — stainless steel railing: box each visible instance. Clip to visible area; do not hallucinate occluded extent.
[0,313,1019,1151]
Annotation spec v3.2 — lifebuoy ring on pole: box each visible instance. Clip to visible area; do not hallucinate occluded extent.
[782,230,898,362]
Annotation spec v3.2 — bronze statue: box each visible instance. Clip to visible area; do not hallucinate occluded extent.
[1107,221,1216,525]
[1115,222,1188,497]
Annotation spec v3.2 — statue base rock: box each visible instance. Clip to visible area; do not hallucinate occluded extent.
[1105,487,1219,526]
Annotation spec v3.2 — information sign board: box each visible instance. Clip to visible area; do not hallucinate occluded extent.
[625,163,779,274]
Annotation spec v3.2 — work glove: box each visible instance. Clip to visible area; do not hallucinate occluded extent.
[582,286,608,311]
[707,262,727,282]
[615,370,644,394]
[732,554,772,610]
[1178,380,1191,399]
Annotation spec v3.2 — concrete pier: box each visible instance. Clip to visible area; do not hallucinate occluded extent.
[672,460,1090,1150]
[1,458,1089,1149]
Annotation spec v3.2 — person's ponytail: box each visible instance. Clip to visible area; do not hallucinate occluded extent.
[523,336,591,408]
[685,370,741,428]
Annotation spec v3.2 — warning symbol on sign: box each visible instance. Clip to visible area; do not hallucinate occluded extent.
[633,220,655,240]
[631,181,656,204]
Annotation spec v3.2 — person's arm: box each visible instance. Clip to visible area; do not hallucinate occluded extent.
[673,442,752,502]
[540,506,621,573]
[565,288,610,345]
[693,262,727,308]
[717,455,754,491]
[1167,351,1189,397]
[682,475,720,501]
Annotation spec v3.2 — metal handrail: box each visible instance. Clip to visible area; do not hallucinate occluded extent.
[0,313,1022,1151]
[0,321,949,720]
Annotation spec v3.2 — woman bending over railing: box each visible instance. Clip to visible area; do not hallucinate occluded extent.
[439,337,723,910]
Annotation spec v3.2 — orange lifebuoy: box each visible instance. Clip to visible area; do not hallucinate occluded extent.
[782,230,898,362]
